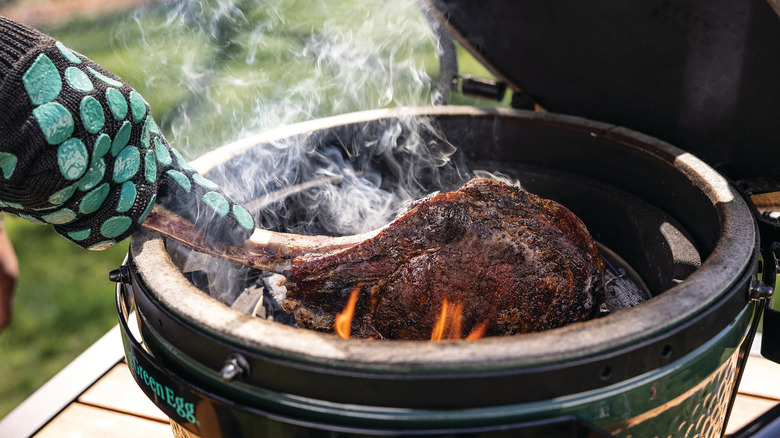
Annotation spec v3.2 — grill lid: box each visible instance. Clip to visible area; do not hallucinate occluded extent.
[426,0,780,184]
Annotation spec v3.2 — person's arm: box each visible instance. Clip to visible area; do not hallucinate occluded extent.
[0,16,255,249]
[0,16,256,331]
[0,216,18,331]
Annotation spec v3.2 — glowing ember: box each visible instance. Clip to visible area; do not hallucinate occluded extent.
[335,287,360,339]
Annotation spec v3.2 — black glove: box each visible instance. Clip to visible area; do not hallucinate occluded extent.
[0,16,255,249]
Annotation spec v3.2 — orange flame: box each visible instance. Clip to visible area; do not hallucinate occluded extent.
[335,287,360,339]
[430,299,449,341]
[431,299,489,341]
[431,299,464,341]
[336,291,489,341]
[465,320,489,340]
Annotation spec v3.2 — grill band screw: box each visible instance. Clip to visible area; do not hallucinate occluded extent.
[219,354,251,382]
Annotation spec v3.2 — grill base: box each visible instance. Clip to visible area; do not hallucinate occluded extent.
[117,281,759,437]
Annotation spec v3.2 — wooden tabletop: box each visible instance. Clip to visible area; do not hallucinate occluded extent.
[1,327,779,437]
[35,362,171,437]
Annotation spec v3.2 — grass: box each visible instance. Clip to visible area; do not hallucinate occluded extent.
[0,0,505,420]
[0,217,128,418]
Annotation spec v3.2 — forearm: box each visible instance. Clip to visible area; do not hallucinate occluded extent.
[0,16,254,249]
[0,16,159,249]
[0,215,19,331]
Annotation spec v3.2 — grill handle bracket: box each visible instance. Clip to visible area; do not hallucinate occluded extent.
[733,179,780,363]
[759,229,780,363]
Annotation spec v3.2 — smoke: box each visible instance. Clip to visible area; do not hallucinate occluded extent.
[207,113,469,237]
[109,0,481,237]
[103,0,533,307]
[119,0,440,157]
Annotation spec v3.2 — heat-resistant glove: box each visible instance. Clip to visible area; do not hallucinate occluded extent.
[0,16,255,249]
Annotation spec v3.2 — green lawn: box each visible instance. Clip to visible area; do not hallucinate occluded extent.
[0,218,127,418]
[0,0,501,419]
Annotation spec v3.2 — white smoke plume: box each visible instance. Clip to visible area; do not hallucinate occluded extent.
[121,0,439,156]
[111,0,478,236]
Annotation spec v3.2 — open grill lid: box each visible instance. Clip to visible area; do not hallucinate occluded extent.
[426,0,780,184]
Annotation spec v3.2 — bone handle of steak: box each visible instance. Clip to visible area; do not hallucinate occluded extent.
[140,205,378,272]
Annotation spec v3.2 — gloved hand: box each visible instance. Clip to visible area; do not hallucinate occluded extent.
[0,16,255,249]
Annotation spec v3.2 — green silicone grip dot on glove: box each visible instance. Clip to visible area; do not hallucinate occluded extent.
[112,146,141,183]
[0,153,17,179]
[33,102,74,145]
[78,159,106,191]
[57,138,89,180]
[116,181,137,213]
[55,41,81,64]
[110,121,132,157]
[106,87,128,121]
[80,96,105,134]
[65,66,93,92]
[22,53,61,105]
[78,183,110,215]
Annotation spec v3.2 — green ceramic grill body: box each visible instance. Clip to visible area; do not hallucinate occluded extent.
[117,107,764,438]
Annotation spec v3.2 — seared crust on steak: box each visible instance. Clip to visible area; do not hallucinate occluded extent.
[281,178,605,340]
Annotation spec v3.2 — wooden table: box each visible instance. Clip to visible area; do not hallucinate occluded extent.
[0,325,171,438]
[2,327,779,437]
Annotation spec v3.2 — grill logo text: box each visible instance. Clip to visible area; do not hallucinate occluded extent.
[130,354,199,425]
